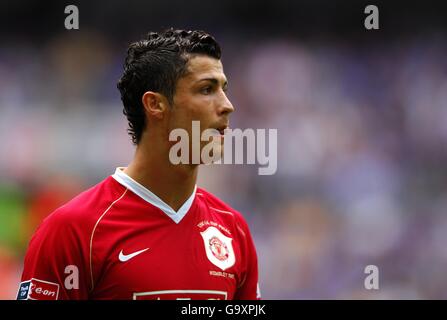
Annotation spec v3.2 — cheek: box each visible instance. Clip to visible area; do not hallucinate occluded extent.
[170,93,217,133]
[167,106,196,136]
[180,98,214,122]
[173,95,197,117]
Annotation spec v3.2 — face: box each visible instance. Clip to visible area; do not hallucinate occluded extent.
[166,55,234,164]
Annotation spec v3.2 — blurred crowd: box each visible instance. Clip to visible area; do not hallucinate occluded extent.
[1,30,447,299]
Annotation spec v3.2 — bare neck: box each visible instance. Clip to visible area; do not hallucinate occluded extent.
[124,139,198,212]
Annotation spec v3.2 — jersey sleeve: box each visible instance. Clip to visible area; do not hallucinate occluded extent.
[233,217,261,300]
[18,210,90,300]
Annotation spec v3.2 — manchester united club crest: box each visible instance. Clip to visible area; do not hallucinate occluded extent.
[200,226,235,270]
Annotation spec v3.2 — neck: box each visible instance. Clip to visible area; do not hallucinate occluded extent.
[124,139,198,212]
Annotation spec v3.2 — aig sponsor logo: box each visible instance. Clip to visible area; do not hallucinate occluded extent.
[17,278,59,300]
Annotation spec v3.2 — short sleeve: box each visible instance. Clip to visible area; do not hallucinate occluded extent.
[18,211,90,300]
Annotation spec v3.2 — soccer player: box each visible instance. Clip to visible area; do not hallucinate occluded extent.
[18,29,261,300]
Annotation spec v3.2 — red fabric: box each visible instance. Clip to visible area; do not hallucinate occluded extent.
[20,176,260,300]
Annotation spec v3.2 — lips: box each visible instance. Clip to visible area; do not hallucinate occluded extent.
[218,127,228,135]
[213,124,229,135]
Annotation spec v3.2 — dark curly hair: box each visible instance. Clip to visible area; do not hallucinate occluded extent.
[117,28,222,145]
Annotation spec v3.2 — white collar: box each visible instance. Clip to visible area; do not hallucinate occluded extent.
[111,167,197,224]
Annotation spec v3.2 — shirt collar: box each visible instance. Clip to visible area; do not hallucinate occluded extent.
[112,167,197,224]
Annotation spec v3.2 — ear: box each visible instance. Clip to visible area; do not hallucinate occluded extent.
[142,91,168,120]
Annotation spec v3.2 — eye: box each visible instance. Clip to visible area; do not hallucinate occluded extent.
[200,86,212,95]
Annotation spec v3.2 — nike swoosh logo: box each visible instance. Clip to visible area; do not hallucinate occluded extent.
[119,248,149,262]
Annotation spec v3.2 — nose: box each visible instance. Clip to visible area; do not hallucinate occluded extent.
[219,91,235,116]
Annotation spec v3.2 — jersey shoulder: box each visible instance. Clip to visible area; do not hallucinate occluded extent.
[37,176,126,235]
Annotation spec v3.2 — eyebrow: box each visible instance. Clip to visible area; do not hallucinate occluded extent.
[197,78,228,87]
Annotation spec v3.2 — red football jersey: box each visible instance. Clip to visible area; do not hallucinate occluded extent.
[18,168,260,300]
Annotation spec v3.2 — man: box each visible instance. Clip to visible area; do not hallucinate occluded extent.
[18,29,260,300]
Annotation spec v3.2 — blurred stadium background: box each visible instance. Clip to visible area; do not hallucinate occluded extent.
[1,0,447,299]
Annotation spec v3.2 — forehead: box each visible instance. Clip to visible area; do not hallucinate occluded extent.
[182,55,226,82]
